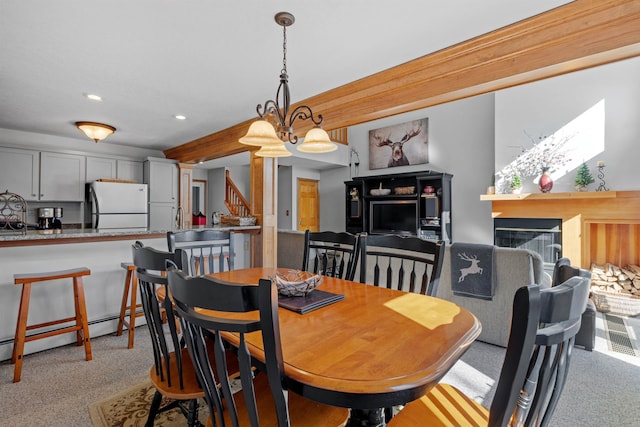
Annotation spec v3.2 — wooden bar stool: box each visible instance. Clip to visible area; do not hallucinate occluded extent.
[116,262,144,349]
[12,267,92,383]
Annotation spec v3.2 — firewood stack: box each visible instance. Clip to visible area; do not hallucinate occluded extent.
[590,263,640,297]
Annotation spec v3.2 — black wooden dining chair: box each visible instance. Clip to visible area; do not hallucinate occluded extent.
[387,275,590,427]
[132,242,206,426]
[302,229,359,280]
[167,268,350,427]
[551,257,595,351]
[357,233,445,296]
[167,229,234,275]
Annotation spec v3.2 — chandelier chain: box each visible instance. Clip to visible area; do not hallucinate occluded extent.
[281,25,287,75]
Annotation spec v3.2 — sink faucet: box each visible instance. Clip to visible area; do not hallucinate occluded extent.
[176,206,185,230]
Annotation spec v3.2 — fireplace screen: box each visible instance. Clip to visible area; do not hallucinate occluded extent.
[494,218,562,270]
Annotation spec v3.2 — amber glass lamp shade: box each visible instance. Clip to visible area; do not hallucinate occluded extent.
[297,127,337,153]
[239,120,282,146]
[75,121,116,143]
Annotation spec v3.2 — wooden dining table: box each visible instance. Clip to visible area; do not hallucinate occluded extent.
[207,267,481,418]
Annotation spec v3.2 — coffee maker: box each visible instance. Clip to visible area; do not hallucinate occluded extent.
[52,207,63,229]
[38,207,63,230]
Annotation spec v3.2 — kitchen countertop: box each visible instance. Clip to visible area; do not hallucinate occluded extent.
[0,225,261,247]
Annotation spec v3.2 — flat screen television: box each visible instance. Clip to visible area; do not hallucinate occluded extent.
[369,200,417,235]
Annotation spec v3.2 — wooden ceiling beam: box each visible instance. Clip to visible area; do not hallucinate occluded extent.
[164,0,640,164]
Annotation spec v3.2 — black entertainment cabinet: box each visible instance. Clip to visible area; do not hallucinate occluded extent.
[345,171,452,243]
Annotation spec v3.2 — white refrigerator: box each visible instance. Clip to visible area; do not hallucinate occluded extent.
[90,181,149,230]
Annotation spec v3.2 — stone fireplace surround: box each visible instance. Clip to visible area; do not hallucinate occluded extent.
[481,191,640,270]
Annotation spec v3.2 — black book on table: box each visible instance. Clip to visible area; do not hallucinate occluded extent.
[278,289,345,314]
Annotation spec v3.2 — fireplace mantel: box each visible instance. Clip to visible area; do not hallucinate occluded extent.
[481,190,640,269]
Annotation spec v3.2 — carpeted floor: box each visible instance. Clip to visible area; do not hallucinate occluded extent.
[0,311,639,426]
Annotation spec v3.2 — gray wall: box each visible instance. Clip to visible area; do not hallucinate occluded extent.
[495,56,640,193]
[321,94,495,244]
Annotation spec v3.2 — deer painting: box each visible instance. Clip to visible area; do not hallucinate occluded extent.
[457,252,484,282]
[369,119,428,169]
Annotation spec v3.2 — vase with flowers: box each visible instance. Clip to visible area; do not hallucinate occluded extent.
[495,131,574,194]
[538,167,553,193]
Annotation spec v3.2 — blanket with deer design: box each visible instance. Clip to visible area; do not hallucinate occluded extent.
[450,243,496,300]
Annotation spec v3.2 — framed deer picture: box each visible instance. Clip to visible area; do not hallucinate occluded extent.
[369,118,428,170]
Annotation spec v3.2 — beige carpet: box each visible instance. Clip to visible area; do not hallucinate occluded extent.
[89,381,208,427]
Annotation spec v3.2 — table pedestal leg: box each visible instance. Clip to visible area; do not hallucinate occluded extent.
[347,409,385,427]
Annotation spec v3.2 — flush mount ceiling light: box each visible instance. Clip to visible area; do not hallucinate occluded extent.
[75,121,116,143]
[239,12,337,158]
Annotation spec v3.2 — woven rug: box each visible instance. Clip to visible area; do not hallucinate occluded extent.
[88,381,208,427]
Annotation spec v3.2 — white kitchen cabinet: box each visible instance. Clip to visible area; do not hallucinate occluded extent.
[40,151,86,201]
[144,158,178,203]
[85,157,143,183]
[148,202,176,231]
[86,156,116,182]
[144,158,178,230]
[0,147,40,200]
[116,159,143,183]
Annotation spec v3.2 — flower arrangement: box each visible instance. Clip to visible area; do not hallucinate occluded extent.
[514,131,573,176]
[495,130,575,193]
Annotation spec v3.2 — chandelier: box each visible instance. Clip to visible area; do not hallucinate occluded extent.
[75,121,116,143]
[239,12,336,157]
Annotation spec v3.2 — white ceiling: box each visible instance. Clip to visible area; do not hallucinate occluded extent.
[0,1,571,154]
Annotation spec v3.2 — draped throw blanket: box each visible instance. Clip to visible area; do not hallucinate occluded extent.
[451,243,496,300]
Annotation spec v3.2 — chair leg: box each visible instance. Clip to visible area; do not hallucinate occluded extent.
[12,282,32,383]
[146,390,163,427]
[127,270,138,349]
[186,399,200,427]
[74,276,92,360]
[117,267,134,336]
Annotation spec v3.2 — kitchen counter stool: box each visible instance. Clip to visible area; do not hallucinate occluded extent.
[116,262,144,348]
[12,267,92,382]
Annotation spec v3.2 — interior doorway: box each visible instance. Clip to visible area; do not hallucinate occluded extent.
[297,178,319,232]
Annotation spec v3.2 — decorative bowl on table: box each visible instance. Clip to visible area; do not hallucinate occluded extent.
[275,270,323,297]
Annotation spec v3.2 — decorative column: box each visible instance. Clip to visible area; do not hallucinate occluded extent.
[250,152,277,268]
[178,163,194,229]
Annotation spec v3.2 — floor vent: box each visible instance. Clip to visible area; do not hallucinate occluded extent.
[604,314,638,357]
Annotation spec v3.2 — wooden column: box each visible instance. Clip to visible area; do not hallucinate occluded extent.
[178,163,194,229]
[250,152,277,268]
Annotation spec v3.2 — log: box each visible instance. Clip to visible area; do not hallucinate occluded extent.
[622,268,636,280]
[628,265,640,275]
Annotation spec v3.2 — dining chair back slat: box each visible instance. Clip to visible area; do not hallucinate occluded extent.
[167,269,350,427]
[358,233,445,296]
[167,229,234,275]
[302,230,359,280]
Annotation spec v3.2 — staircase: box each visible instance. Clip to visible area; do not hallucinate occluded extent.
[225,170,251,217]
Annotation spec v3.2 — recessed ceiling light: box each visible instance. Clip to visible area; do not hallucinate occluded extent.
[174,115,187,120]
[84,93,102,101]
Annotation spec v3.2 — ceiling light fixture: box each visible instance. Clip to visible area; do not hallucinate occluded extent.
[174,115,187,120]
[84,93,102,101]
[239,12,336,158]
[75,121,116,143]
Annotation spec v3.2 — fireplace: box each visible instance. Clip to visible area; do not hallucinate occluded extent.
[494,218,562,272]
